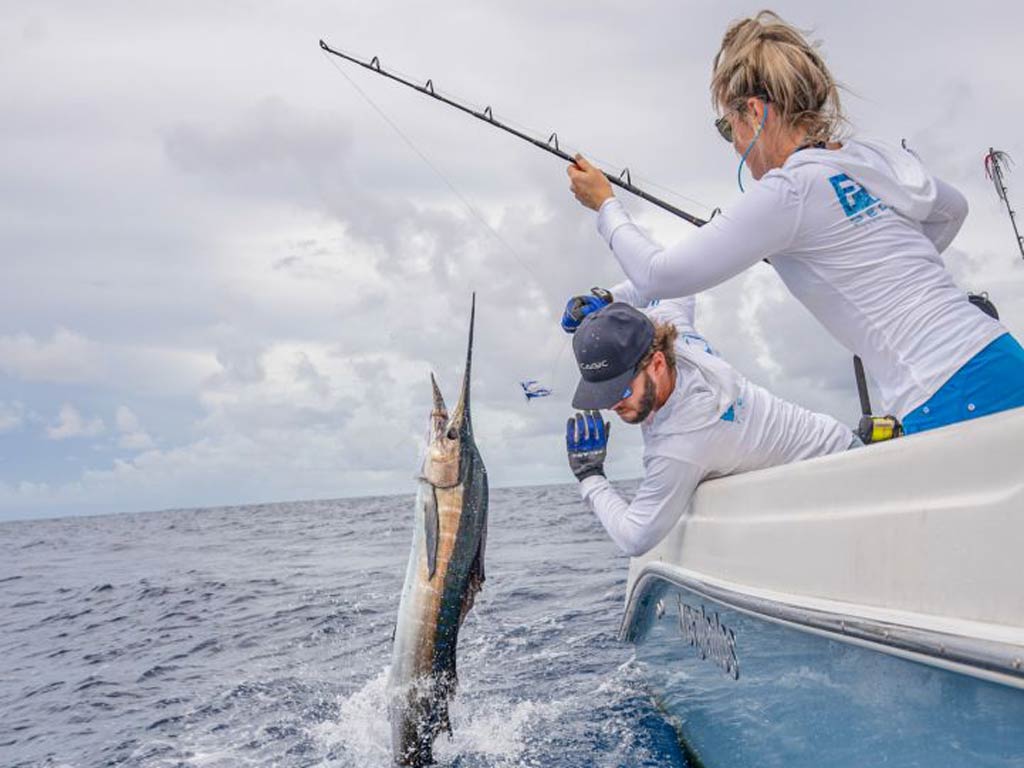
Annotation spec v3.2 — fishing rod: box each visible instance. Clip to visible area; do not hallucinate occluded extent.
[319,39,709,227]
[984,148,1024,260]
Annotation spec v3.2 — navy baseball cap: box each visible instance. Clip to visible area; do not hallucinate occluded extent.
[571,302,654,409]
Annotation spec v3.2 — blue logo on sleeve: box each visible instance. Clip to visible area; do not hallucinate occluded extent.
[719,397,744,423]
[681,332,716,356]
[828,173,888,225]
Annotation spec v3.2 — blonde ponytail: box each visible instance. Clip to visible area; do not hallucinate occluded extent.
[711,10,845,144]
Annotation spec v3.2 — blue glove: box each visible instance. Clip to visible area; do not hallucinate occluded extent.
[566,410,610,482]
[560,287,613,333]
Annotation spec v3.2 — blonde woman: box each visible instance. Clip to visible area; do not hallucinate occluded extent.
[567,10,1024,435]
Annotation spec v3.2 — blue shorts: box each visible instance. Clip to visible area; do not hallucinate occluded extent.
[902,333,1024,435]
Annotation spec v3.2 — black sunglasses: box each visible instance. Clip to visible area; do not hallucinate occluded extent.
[714,95,770,143]
[714,114,734,143]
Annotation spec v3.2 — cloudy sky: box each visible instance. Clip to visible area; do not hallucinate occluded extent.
[2,1,1023,521]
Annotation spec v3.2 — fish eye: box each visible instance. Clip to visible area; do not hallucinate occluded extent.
[447,427,458,440]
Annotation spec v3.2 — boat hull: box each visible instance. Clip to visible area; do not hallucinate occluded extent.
[620,408,1024,766]
[630,573,1024,768]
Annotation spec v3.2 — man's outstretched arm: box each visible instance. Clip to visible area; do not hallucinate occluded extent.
[579,454,704,558]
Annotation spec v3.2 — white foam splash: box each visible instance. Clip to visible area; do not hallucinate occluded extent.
[313,669,393,767]
[436,693,567,765]
[316,667,571,767]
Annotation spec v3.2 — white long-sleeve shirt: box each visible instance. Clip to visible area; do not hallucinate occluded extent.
[596,139,1005,419]
[578,297,853,557]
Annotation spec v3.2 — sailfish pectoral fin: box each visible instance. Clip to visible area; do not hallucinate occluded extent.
[424,487,439,580]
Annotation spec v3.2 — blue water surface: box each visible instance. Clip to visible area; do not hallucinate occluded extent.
[0,483,687,767]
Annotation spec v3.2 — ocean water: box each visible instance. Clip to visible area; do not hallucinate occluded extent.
[0,482,688,767]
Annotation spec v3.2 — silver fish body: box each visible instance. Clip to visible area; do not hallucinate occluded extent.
[388,297,488,766]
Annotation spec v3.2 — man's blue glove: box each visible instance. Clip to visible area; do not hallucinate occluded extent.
[560,287,613,333]
[566,410,611,482]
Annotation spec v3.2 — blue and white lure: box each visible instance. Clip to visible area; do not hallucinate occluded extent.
[520,380,552,402]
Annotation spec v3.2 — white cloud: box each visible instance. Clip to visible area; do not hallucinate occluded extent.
[0,328,101,384]
[46,404,105,441]
[0,328,221,396]
[0,401,25,434]
[114,405,140,432]
[115,406,155,451]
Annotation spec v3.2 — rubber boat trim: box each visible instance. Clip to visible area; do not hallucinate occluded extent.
[620,563,1024,690]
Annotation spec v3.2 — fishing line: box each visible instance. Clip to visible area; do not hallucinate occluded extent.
[320,40,710,225]
[544,333,573,394]
[322,53,546,286]
[339,47,712,212]
[323,52,578,390]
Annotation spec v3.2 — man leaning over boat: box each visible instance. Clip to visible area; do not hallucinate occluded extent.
[562,284,856,557]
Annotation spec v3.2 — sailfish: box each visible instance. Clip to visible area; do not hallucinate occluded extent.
[387,295,488,766]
